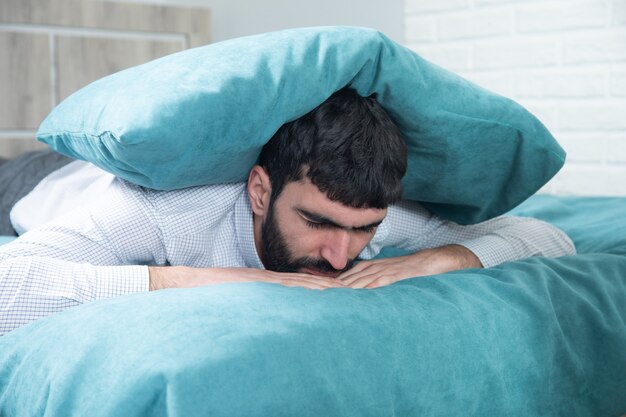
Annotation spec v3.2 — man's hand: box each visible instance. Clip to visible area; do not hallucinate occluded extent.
[149,266,347,291]
[337,244,483,289]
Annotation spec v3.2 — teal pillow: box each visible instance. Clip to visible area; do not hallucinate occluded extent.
[2,242,626,414]
[37,26,564,224]
[2,197,626,416]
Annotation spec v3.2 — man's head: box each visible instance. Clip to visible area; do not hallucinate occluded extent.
[248,87,407,276]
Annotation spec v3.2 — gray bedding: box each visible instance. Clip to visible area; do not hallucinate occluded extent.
[0,150,73,235]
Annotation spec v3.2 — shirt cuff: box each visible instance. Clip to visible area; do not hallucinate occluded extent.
[94,265,150,300]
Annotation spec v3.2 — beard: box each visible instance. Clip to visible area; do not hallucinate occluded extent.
[261,200,356,275]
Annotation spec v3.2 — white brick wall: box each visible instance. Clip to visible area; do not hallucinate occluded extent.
[405,0,626,196]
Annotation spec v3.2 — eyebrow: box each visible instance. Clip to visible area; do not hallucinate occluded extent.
[296,208,384,231]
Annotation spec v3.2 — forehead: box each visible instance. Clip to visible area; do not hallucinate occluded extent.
[277,179,387,226]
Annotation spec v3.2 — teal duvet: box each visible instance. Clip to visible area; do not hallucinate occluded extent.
[0,195,625,417]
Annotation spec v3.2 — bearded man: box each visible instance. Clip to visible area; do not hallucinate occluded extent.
[0,88,575,335]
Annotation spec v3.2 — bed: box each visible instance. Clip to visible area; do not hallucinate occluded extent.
[1,2,625,416]
[0,194,625,416]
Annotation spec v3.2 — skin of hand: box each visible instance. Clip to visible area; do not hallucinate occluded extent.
[337,244,483,289]
[149,245,481,292]
[148,266,347,291]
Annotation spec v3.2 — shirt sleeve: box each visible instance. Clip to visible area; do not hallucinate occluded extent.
[0,257,147,335]
[0,179,165,335]
[364,200,576,267]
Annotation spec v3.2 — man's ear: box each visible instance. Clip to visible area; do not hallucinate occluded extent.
[247,165,272,216]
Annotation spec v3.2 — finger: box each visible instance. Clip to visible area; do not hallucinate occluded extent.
[340,273,365,286]
[341,267,384,285]
[269,272,346,286]
[289,275,348,287]
[271,277,346,289]
[260,272,336,286]
[338,260,391,281]
[364,276,393,289]
[337,261,377,280]
[347,275,380,289]
[297,275,347,286]
[291,276,347,288]
[338,266,370,281]
[281,279,347,290]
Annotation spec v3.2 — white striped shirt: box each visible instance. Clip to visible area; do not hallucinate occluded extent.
[0,179,575,334]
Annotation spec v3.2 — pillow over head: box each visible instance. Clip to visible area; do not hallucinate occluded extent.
[37,26,565,224]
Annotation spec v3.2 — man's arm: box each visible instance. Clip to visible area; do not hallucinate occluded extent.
[0,180,167,334]
[0,181,343,335]
[148,266,345,292]
[339,200,576,288]
[0,255,148,334]
[0,239,343,336]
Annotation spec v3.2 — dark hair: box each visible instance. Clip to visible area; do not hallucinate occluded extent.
[258,87,407,209]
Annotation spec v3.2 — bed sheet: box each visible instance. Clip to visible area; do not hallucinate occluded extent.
[0,195,625,417]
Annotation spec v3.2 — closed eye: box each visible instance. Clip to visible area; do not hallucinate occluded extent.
[297,209,381,234]
[304,220,333,230]
[355,226,377,234]
[305,219,376,234]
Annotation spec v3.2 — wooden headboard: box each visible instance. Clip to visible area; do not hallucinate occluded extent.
[0,0,211,159]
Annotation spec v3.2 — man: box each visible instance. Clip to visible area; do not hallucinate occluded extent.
[0,88,575,334]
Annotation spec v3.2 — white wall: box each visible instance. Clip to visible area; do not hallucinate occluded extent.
[405,0,626,196]
[109,0,405,43]
[207,0,404,44]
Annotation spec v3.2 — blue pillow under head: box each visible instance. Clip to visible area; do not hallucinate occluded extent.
[2,196,626,416]
[38,26,565,224]
[1,252,625,416]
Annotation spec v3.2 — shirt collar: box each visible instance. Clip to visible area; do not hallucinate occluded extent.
[234,187,265,269]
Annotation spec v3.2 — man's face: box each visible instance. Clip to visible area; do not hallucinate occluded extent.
[260,179,387,278]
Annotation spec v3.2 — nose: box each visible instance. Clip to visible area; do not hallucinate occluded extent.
[320,229,351,271]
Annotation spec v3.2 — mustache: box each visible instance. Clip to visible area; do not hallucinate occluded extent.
[294,257,356,275]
